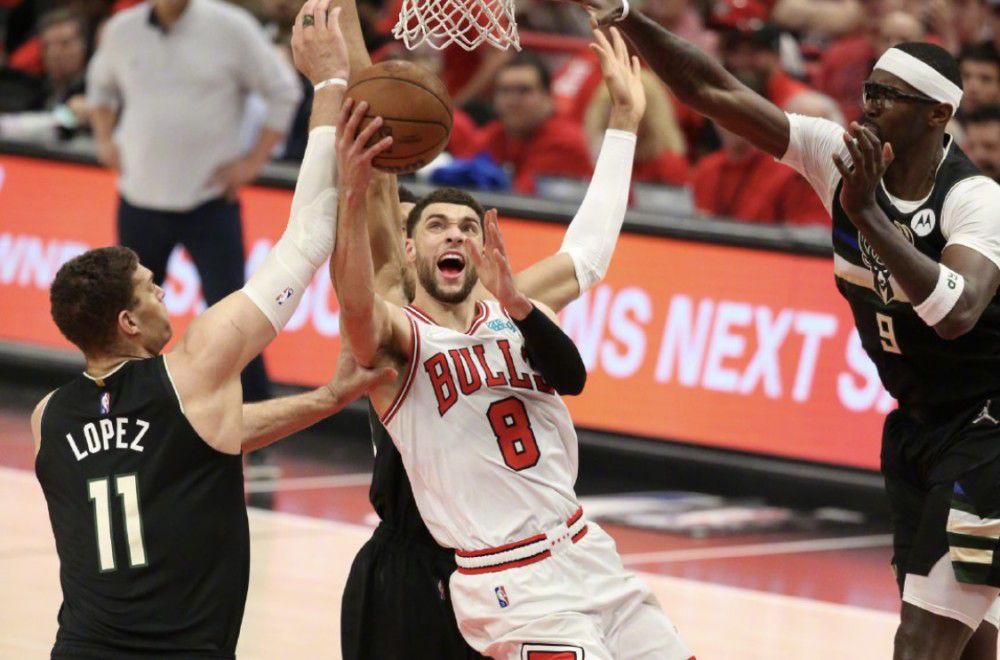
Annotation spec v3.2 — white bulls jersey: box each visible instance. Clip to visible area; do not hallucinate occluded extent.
[381,300,581,551]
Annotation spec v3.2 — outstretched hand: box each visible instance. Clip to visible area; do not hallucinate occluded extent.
[569,0,628,27]
[335,98,393,203]
[291,0,349,85]
[468,209,532,318]
[591,27,645,129]
[832,122,894,219]
[326,350,397,407]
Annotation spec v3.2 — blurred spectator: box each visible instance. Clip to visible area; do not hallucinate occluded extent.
[721,23,806,109]
[0,8,90,140]
[992,1,1000,53]
[817,9,924,124]
[959,42,1000,115]
[86,0,301,405]
[645,0,718,57]
[770,0,862,39]
[586,67,689,186]
[690,125,828,226]
[471,51,592,194]
[964,104,1000,182]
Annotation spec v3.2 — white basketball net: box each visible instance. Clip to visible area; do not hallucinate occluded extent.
[393,0,520,51]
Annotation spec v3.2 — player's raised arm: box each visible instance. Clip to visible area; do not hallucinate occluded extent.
[471,210,587,395]
[240,351,396,452]
[165,0,349,444]
[515,27,645,312]
[331,99,406,367]
[570,3,790,158]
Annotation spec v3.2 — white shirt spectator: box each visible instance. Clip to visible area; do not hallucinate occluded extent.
[87,0,301,210]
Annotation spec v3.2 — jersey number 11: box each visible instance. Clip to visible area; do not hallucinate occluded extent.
[87,473,148,572]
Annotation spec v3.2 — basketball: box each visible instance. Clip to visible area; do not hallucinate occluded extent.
[345,61,453,174]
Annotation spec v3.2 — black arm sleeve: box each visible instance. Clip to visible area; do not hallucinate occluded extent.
[511,305,587,396]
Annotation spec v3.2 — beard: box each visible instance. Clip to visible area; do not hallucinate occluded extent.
[416,256,478,304]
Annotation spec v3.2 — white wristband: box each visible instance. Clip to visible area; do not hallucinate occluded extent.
[913,265,964,327]
[314,77,348,93]
[614,0,629,21]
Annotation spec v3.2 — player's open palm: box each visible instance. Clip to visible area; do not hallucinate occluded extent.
[469,209,523,311]
[291,0,349,84]
[833,122,894,219]
[592,27,645,124]
[335,98,393,203]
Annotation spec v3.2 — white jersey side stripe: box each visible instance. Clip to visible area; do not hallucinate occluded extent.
[381,316,421,426]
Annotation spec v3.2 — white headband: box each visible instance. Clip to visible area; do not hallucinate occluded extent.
[873,48,963,116]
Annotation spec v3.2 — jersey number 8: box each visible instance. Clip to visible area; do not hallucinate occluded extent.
[487,396,540,471]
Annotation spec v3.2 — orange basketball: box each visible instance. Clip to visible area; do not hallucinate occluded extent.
[345,61,453,174]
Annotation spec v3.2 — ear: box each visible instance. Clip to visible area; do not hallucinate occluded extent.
[404,237,416,263]
[928,103,953,128]
[118,308,140,338]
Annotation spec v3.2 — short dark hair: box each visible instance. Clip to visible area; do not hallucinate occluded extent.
[894,42,963,91]
[498,50,551,91]
[51,246,139,355]
[405,188,485,237]
[959,42,1000,69]
[965,104,1000,126]
[38,8,87,41]
[398,185,419,205]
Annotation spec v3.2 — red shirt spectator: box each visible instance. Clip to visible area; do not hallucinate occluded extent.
[474,51,593,194]
[448,107,479,158]
[474,113,592,194]
[634,151,690,186]
[691,130,827,226]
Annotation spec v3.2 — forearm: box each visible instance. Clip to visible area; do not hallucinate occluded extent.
[332,197,382,364]
[509,302,587,395]
[310,86,345,130]
[366,172,406,283]
[852,205,939,304]
[241,386,341,452]
[90,106,117,142]
[618,12,739,111]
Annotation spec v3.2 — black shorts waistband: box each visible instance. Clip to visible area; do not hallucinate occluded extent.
[371,520,454,560]
[898,397,987,426]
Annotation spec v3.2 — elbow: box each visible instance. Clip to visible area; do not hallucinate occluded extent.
[933,309,979,341]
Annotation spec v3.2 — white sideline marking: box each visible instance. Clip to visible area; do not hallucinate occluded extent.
[620,534,893,565]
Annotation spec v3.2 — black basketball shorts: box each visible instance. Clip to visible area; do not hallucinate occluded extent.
[341,522,484,660]
[882,396,1000,591]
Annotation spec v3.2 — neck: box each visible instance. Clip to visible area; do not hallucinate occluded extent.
[85,346,155,378]
[411,289,477,331]
[882,131,945,200]
[153,0,189,27]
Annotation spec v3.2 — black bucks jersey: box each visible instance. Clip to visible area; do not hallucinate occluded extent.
[831,137,1000,407]
[35,357,249,658]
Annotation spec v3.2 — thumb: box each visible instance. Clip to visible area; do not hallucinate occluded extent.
[375,367,398,385]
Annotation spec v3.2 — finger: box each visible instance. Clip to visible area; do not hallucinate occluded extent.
[327,6,343,40]
[851,122,877,173]
[361,135,393,163]
[373,366,398,386]
[842,132,862,173]
[345,100,369,140]
[467,241,484,268]
[592,27,612,54]
[832,153,852,180]
[296,0,316,24]
[631,55,641,78]
[314,0,331,28]
[609,26,629,64]
[354,114,384,149]
[336,97,354,133]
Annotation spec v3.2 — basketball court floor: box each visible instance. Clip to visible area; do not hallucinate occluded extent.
[0,378,902,659]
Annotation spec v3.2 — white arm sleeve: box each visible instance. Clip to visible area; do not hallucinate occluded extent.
[557,129,637,292]
[940,176,1000,272]
[778,112,850,216]
[242,126,338,332]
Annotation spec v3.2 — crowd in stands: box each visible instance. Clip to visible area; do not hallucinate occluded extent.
[2,0,1000,227]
